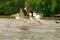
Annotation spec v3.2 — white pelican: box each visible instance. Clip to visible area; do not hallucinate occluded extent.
[15,13,20,20]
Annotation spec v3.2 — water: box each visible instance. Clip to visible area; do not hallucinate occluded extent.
[0,18,60,40]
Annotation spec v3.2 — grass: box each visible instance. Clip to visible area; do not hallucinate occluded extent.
[41,17,60,20]
[0,15,15,18]
[0,15,60,20]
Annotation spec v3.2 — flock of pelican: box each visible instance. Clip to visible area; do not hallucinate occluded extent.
[11,7,42,24]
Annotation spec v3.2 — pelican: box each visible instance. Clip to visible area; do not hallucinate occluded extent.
[11,13,20,20]
[15,13,20,20]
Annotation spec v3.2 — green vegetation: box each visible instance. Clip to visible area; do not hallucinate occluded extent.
[25,0,59,17]
[0,0,60,17]
[0,0,26,15]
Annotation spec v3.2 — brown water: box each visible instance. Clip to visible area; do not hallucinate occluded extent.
[0,18,60,40]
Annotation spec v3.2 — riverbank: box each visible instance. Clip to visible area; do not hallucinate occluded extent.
[0,15,60,20]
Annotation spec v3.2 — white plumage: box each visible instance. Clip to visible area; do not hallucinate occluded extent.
[15,16,20,19]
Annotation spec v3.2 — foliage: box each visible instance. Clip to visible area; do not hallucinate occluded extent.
[55,0,60,14]
[0,0,60,17]
[0,0,26,15]
[25,0,58,17]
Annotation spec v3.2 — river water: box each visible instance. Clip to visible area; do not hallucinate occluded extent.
[0,18,60,40]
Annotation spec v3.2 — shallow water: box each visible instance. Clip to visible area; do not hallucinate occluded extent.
[0,18,60,40]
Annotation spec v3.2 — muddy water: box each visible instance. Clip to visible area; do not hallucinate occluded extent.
[0,18,60,40]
